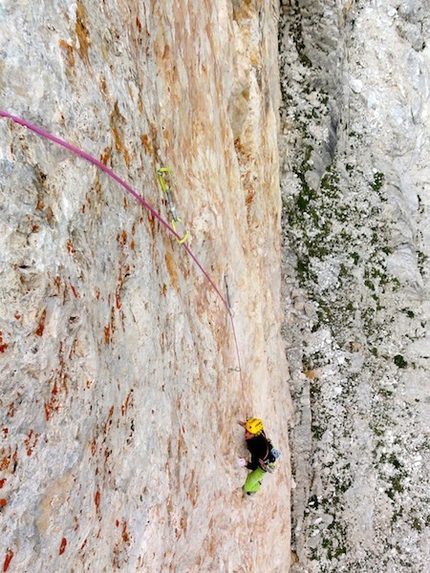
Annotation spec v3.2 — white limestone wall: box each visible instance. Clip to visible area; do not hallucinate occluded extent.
[280,0,430,570]
[0,2,291,571]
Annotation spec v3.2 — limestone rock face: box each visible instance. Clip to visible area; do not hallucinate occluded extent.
[0,2,291,572]
[280,0,430,571]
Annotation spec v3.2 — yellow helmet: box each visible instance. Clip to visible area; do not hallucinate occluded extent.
[245,418,264,435]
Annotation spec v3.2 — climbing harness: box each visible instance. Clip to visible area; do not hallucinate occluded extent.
[265,448,281,473]
[156,167,188,244]
[259,431,281,473]
[0,109,247,417]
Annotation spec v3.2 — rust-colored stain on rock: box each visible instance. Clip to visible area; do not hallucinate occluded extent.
[59,39,75,69]
[110,101,131,168]
[59,537,67,556]
[75,1,91,65]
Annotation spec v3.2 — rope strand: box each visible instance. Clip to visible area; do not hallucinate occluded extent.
[0,109,246,417]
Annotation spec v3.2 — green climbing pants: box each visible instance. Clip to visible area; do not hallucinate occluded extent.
[243,467,266,494]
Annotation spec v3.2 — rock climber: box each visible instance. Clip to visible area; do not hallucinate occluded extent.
[237,417,280,495]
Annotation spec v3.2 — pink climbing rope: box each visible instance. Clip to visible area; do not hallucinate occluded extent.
[0,109,246,416]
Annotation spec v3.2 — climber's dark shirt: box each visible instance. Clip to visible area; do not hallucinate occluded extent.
[246,432,269,471]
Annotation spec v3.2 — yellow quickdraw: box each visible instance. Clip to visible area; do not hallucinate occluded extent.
[156,167,189,244]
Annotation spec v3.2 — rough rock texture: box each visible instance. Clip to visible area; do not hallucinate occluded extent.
[280,0,430,571]
[0,2,291,572]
